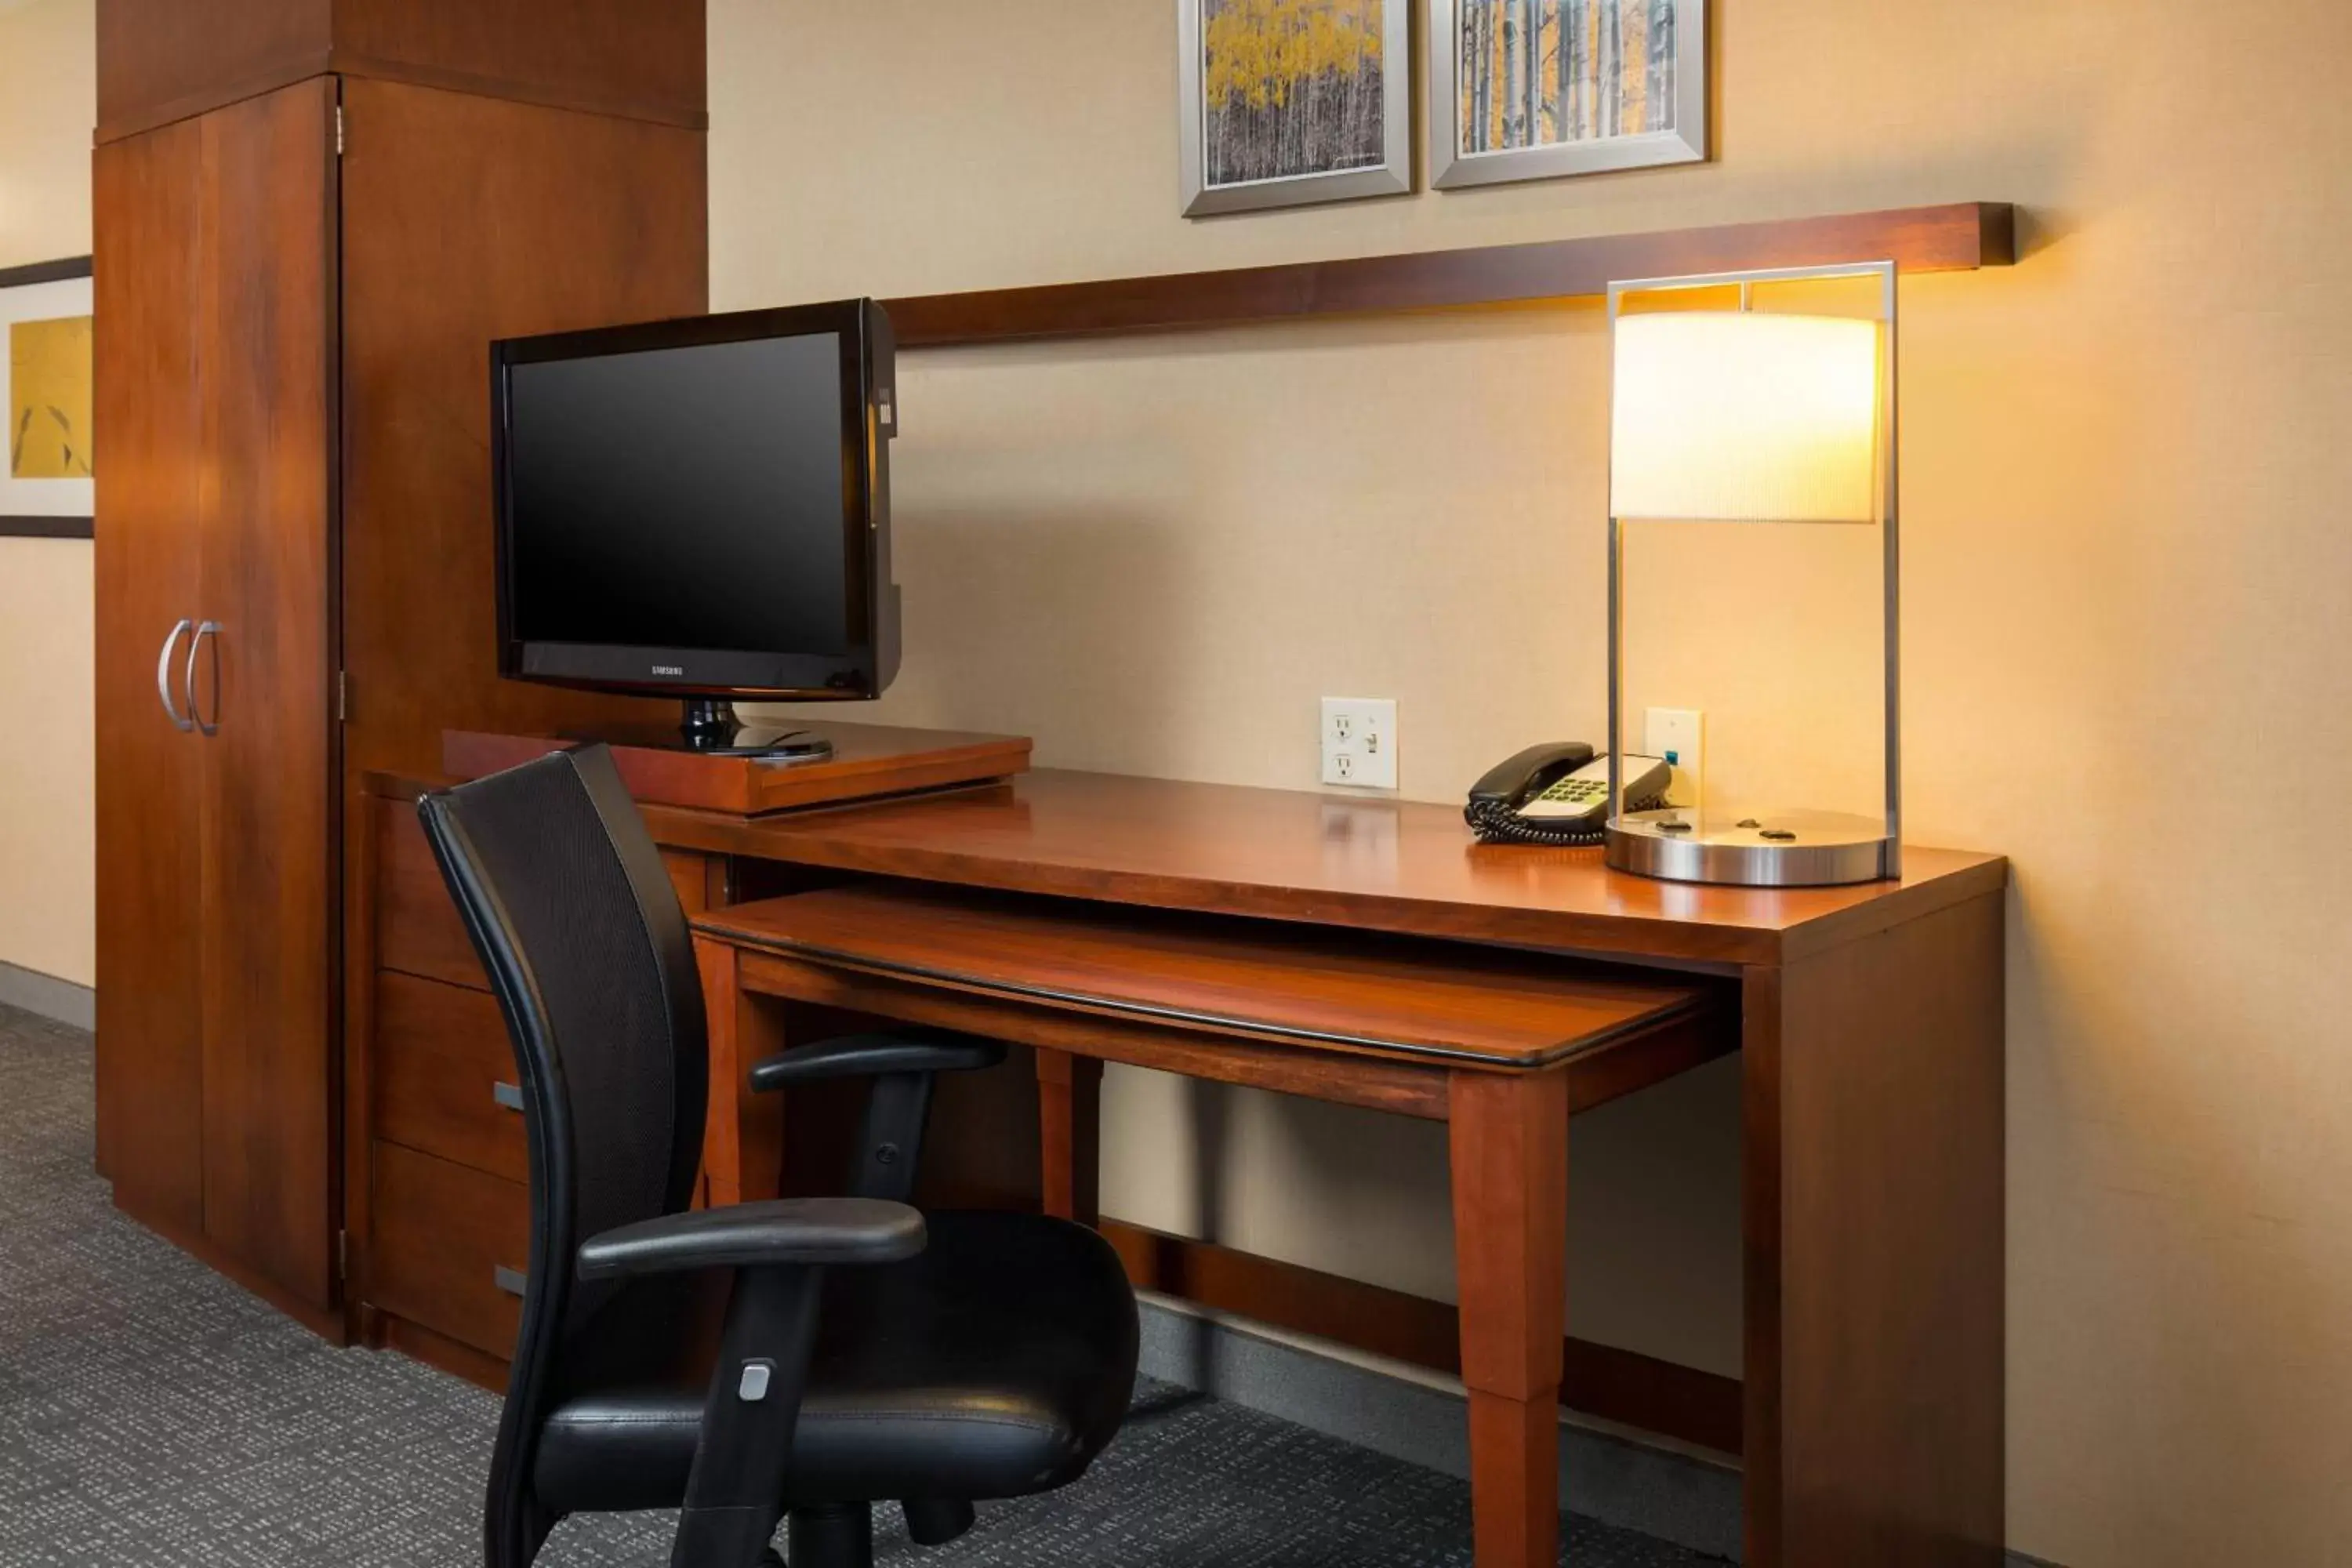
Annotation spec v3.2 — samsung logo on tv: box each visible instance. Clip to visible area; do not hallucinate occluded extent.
[650,664,685,676]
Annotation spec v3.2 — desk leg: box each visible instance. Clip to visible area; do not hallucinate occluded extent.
[1450,1068,1569,1568]
[1034,1047,1103,1227]
[695,937,785,1207]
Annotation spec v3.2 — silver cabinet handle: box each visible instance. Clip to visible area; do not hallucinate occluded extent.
[187,620,221,735]
[156,619,194,731]
[492,1081,524,1112]
[493,1265,528,1297]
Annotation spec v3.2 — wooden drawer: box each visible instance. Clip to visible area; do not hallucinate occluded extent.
[369,1141,529,1360]
[375,969,528,1183]
[376,798,488,990]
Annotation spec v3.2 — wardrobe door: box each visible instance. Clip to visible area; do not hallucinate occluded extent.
[191,77,340,1308]
[336,74,708,779]
[93,113,207,1236]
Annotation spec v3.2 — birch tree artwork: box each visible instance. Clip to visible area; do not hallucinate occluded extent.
[1457,0,1679,154]
[1202,0,1388,187]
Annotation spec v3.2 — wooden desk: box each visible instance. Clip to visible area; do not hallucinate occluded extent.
[698,882,1732,1568]
[351,767,2005,1568]
[663,771,2004,1568]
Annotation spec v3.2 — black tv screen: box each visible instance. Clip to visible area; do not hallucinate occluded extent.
[491,299,897,701]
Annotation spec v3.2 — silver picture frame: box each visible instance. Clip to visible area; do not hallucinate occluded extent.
[1429,0,1706,191]
[1178,0,1414,217]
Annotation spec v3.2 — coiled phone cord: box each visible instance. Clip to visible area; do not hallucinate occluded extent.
[1464,795,1667,848]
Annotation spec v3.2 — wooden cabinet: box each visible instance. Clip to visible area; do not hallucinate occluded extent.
[95,78,338,1312]
[353,806,531,1359]
[91,105,207,1240]
[92,2,706,1329]
[352,793,746,1367]
[369,1142,529,1359]
[372,971,526,1184]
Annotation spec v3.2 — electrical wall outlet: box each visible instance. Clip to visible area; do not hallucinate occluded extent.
[1321,697,1398,790]
[1644,707,1705,806]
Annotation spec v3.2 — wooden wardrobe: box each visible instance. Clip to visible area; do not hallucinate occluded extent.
[91,0,706,1330]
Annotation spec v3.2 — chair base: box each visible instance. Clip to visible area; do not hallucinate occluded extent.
[902,1497,975,1546]
[786,1504,874,1568]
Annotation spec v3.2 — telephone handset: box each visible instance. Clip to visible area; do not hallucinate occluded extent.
[1465,742,1672,847]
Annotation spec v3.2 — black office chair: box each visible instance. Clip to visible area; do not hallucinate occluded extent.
[418,745,1138,1568]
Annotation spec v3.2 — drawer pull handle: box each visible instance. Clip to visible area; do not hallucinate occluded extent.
[492,1081,524,1112]
[493,1265,528,1298]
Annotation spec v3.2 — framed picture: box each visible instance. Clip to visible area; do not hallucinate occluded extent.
[2,256,95,539]
[1179,0,1412,216]
[1430,0,1706,191]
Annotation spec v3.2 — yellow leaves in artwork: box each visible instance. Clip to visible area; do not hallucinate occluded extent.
[1204,0,1383,112]
[9,314,94,480]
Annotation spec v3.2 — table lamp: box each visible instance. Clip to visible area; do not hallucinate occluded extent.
[1604,261,1900,887]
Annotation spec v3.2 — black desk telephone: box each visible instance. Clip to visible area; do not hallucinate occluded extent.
[1465,743,1672,847]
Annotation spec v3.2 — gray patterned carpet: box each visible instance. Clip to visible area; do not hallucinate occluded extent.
[0,1003,1725,1566]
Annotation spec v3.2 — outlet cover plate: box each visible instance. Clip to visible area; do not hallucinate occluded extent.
[1321,697,1398,790]
[1643,707,1705,806]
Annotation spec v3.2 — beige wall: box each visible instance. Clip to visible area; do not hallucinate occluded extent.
[713,2,2352,1564]
[0,0,96,989]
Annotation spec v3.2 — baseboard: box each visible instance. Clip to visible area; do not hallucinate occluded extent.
[1136,1296,2060,1568]
[1137,1294,1746,1562]
[0,960,93,1031]
[1101,1216,1744,1454]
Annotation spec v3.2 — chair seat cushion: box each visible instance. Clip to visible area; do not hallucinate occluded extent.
[531,1210,1138,1515]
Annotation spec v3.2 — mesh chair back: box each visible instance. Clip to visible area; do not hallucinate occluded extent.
[416,744,708,1566]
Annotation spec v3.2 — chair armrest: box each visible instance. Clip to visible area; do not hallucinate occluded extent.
[577,1198,924,1281]
[749,1028,1007,1091]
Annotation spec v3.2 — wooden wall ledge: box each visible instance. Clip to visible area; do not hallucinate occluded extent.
[884,201,2014,349]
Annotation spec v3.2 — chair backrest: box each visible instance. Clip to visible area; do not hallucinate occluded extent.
[416,744,708,1565]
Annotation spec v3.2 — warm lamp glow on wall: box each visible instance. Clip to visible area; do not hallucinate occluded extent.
[1605,263,1900,887]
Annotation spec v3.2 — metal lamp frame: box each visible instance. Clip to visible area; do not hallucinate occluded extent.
[1603,260,1901,885]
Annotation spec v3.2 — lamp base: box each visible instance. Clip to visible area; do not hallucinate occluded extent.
[1606,807,1896,887]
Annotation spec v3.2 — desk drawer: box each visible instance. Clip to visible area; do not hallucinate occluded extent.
[370,1142,528,1360]
[375,970,528,1184]
[376,800,489,990]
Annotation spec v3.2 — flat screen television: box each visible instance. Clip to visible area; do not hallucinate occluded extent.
[491,298,898,757]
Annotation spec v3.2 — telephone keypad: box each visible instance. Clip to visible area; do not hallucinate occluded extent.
[1534,778,1606,806]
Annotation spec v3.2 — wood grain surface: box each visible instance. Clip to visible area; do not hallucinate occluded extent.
[733,946,1457,1120]
[1450,1067,1572,1568]
[97,0,705,143]
[884,202,2015,348]
[375,800,488,990]
[1745,890,2006,1566]
[649,770,2005,968]
[367,1141,528,1358]
[443,722,1032,816]
[93,107,209,1236]
[336,77,706,784]
[699,883,1711,1069]
[372,970,526,1184]
[190,78,339,1311]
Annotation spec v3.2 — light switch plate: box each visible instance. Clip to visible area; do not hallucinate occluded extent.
[1321,697,1398,790]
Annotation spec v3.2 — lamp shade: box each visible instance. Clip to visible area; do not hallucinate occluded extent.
[1610,311,1882,523]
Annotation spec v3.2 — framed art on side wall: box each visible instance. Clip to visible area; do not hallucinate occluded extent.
[2,256,96,539]
[1179,0,1413,216]
[1430,0,1706,190]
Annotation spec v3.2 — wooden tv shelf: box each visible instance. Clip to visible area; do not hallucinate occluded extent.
[441,720,1031,815]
